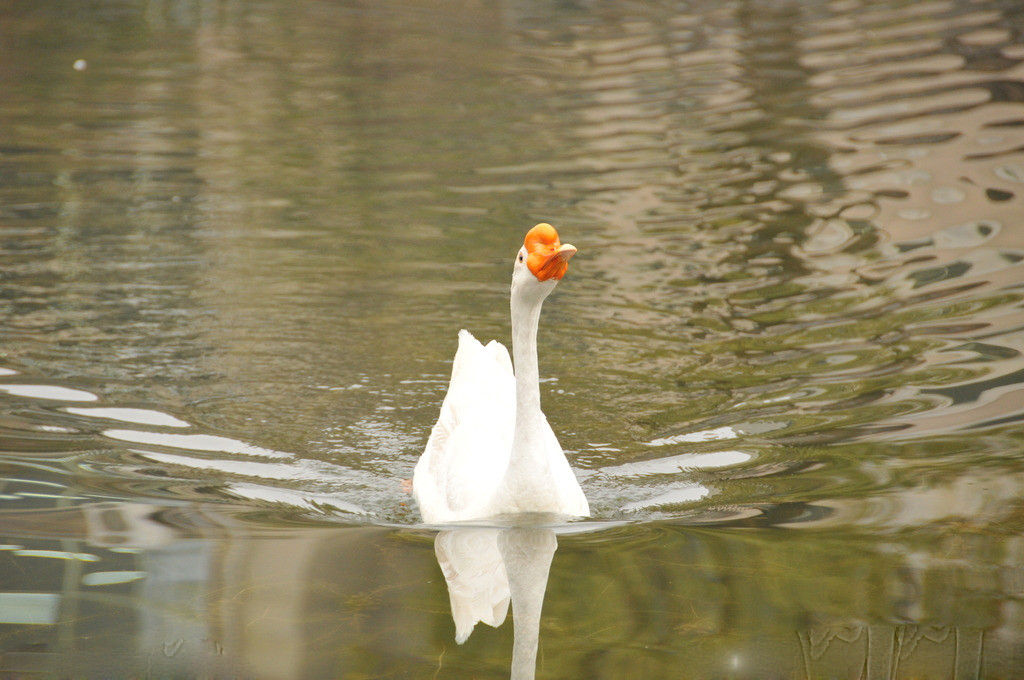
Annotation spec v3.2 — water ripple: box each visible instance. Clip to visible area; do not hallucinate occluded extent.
[0,0,1023,531]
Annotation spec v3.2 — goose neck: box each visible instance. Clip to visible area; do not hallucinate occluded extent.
[510,296,543,422]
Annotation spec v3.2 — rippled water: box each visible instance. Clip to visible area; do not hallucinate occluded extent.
[3,0,1024,677]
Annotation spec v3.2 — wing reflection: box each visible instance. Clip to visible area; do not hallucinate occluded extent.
[434,526,557,680]
[435,529,510,644]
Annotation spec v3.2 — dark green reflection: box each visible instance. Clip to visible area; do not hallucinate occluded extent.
[1,505,1021,678]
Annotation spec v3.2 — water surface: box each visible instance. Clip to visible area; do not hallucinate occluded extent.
[2,0,1024,677]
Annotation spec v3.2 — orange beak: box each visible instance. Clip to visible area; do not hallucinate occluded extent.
[525,223,577,282]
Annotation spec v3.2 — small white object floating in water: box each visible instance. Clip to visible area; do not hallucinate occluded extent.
[73,59,87,71]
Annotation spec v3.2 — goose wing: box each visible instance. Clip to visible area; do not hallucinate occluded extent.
[413,330,515,523]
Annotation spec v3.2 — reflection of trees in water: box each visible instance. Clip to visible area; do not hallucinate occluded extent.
[549,523,1021,677]
[1,498,1023,676]
[494,0,1024,523]
[799,0,1024,440]
[2,2,1024,676]
[5,0,1024,522]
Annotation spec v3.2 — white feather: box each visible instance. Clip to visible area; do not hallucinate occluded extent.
[414,330,515,523]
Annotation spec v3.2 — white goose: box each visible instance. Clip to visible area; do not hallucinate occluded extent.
[413,223,590,523]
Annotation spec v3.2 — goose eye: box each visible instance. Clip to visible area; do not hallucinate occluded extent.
[518,254,524,262]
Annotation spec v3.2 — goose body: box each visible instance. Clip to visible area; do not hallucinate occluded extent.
[413,224,590,523]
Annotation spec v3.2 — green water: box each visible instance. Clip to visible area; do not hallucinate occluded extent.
[2,0,1024,677]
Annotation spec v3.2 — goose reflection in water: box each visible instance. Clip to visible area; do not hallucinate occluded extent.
[434,524,557,680]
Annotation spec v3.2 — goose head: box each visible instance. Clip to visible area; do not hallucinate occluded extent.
[511,223,577,306]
